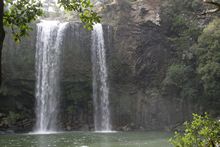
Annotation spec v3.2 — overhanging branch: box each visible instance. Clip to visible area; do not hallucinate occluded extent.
[202,0,220,15]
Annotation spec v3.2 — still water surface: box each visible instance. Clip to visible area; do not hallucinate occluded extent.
[0,131,172,147]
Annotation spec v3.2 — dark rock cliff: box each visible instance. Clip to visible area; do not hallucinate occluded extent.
[101,0,191,131]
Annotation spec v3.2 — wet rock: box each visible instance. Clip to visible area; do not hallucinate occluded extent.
[79,125,89,131]
[66,126,72,131]
[121,125,131,131]
[139,8,149,17]
[5,130,15,134]
[139,126,145,131]
[0,113,5,118]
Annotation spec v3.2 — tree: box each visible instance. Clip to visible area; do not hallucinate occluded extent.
[170,113,220,147]
[194,18,220,111]
[58,0,101,30]
[0,0,101,85]
[161,0,202,102]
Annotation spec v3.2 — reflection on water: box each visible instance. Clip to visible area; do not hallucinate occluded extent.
[96,134,111,147]
[0,131,172,147]
[37,135,47,147]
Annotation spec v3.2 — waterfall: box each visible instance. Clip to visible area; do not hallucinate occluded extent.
[91,23,112,131]
[35,20,68,133]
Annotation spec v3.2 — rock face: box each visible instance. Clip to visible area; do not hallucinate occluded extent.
[59,23,93,131]
[100,0,193,131]
[1,0,194,132]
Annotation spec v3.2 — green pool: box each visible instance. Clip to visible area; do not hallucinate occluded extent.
[0,131,173,147]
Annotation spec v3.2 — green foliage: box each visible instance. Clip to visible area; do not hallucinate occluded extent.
[170,113,220,147]
[163,63,199,101]
[162,0,202,14]
[161,0,220,114]
[58,0,101,30]
[3,111,22,125]
[4,0,43,42]
[161,0,202,63]
[161,0,204,105]
[161,0,202,37]
[195,18,220,98]
[3,0,101,42]
[163,64,187,88]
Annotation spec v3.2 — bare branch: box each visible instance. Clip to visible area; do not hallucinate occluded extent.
[202,0,220,15]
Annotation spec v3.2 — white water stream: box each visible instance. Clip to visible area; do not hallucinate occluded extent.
[35,20,68,133]
[91,24,112,131]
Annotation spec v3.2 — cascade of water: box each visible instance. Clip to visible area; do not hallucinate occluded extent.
[91,23,112,131]
[35,20,68,133]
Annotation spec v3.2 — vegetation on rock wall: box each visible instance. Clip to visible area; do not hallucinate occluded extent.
[161,0,220,116]
[194,18,220,112]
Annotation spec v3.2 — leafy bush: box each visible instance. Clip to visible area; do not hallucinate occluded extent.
[162,64,199,100]
[163,64,187,88]
[170,113,220,147]
[195,18,220,98]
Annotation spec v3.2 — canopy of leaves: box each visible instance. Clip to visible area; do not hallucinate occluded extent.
[161,0,203,101]
[58,0,101,30]
[162,64,199,101]
[159,0,220,113]
[3,0,101,42]
[195,18,220,98]
[163,64,187,88]
[161,0,202,36]
[170,113,220,147]
[4,0,43,42]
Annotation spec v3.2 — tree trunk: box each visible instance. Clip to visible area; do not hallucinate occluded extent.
[0,0,5,86]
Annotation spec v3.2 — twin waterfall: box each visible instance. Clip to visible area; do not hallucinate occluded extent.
[34,22,112,133]
[35,21,68,133]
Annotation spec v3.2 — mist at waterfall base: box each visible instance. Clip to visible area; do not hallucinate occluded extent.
[0,132,172,147]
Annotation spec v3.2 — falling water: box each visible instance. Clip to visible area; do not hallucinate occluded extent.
[35,20,68,133]
[91,23,112,131]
